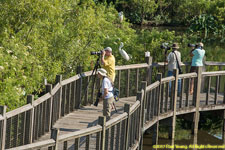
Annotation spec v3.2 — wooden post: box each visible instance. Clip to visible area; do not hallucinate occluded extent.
[152,74,162,146]
[223,110,225,147]
[55,75,62,119]
[26,95,34,144]
[136,91,143,150]
[157,73,162,114]
[46,84,53,130]
[98,116,106,150]
[126,69,130,97]
[0,106,6,150]
[51,128,59,150]
[170,69,178,146]
[145,51,153,85]
[124,104,130,150]
[141,81,147,126]
[192,67,202,146]
[76,66,82,109]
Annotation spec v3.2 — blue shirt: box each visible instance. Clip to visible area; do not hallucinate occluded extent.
[191,48,205,66]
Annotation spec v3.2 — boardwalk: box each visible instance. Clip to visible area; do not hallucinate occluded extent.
[1,60,225,150]
[37,97,136,142]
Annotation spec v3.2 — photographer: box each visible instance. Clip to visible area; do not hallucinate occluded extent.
[97,68,114,120]
[101,47,115,83]
[167,43,182,95]
[189,42,205,94]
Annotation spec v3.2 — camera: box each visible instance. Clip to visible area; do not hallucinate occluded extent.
[90,50,103,56]
[188,43,196,48]
[94,92,102,106]
[160,43,171,51]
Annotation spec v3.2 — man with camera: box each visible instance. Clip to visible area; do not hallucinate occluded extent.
[167,43,182,95]
[189,42,205,94]
[97,68,114,120]
[101,47,115,83]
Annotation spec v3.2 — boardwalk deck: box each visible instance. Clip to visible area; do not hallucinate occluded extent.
[36,96,137,142]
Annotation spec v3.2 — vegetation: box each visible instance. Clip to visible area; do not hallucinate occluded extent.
[0,0,224,110]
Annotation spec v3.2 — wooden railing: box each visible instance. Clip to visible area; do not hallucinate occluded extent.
[0,56,152,150]
[1,55,225,149]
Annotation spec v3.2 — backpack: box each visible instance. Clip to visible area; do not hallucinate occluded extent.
[113,87,119,101]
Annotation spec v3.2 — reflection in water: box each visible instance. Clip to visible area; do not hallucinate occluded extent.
[143,130,223,149]
[143,113,224,149]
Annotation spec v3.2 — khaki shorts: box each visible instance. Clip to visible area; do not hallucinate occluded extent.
[103,97,114,118]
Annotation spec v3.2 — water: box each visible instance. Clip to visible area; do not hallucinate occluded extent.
[143,112,224,149]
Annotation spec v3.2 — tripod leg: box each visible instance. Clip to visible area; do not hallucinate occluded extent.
[113,102,117,112]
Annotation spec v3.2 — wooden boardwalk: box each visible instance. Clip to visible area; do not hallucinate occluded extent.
[36,96,137,142]
[30,92,224,149]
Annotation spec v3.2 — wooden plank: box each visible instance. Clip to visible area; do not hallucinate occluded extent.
[115,63,148,70]
[33,93,51,107]
[146,81,160,92]
[214,76,219,104]
[202,71,225,76]
[6,104,32,118]
[6,139,55,150]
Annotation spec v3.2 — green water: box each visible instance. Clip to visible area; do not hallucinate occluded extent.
[143,112,224,149]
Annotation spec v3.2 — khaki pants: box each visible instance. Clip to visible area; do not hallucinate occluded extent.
[103,97,114,118]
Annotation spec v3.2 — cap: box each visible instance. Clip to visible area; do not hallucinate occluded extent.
[104,47,112,52]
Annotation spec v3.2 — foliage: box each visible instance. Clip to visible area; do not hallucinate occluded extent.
[0,0,138,110]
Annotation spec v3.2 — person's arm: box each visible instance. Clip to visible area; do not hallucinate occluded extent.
[101,50,106,65]
[190,48,194,57]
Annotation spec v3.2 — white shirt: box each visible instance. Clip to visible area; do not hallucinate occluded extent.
[101,77,114,99]
[167,50,181,71]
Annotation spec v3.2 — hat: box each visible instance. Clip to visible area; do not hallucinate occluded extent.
[104,47,112,52]
[172,43,179,49]
[97,68,107,76]
[197,42,204,47]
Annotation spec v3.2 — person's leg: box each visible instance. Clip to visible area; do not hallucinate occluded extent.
[103,97,114,119]
[168,71,173,94]
[189,66,196,94]
[178,78,181,95]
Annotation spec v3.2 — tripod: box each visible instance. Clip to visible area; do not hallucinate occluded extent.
[82,55,117,112]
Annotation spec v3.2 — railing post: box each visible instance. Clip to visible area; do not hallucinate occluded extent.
[98,116,106,150]
[169,69,178,146]
[145,51,153,85]
[124,104,130,150]
[46,84,53,130]
[51,128,59,150]
[76,66,82,109]
[152,74,162,146]
[138,81,147,150]
[0,106,7,150]
[55,75,62,118]
[192,67,202,146]
[26,95,34,144]
[136,91,143,150]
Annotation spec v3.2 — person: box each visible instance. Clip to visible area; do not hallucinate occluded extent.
[167,43,182,95]
[101,47,116,83]
[97,68,114,120]
[189,42,205,94]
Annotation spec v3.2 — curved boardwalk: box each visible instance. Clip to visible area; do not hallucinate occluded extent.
[2,59,225,150]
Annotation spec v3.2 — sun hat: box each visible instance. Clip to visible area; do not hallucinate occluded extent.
[97,68,107,76]
[104,47,112,52]
[171,43,179,49]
